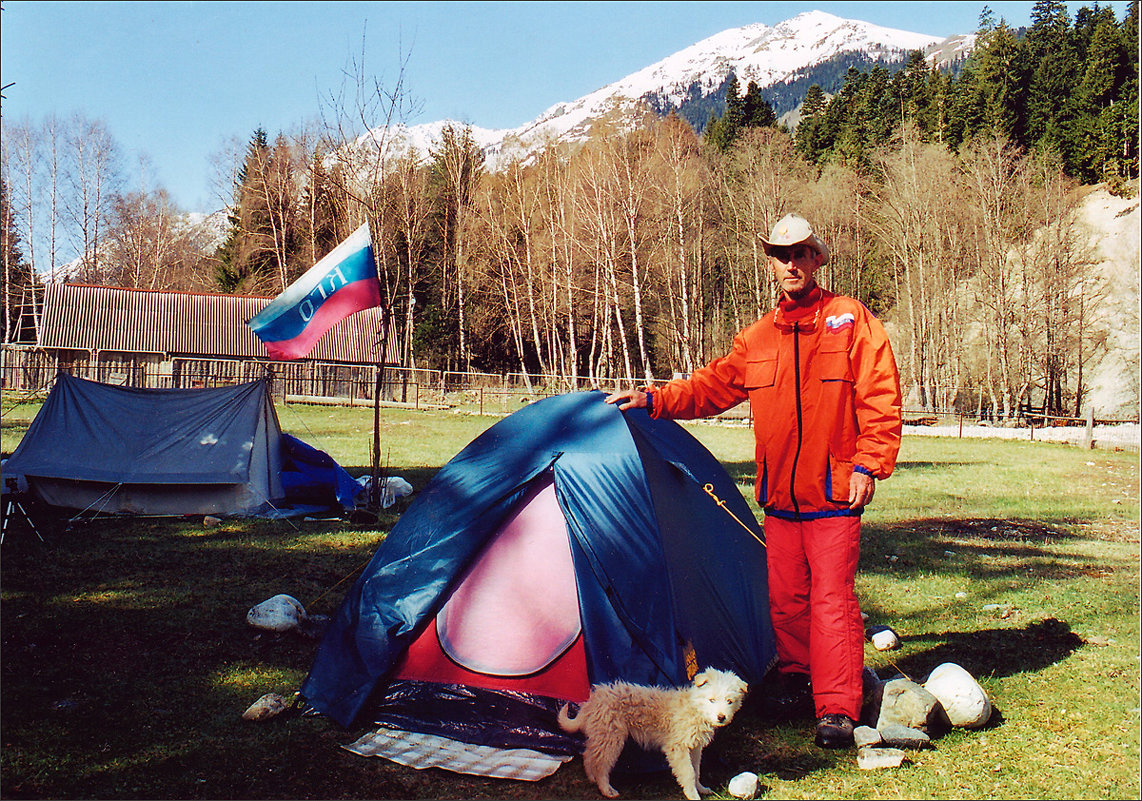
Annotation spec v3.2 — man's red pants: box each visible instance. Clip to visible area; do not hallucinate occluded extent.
[765,515,864,720]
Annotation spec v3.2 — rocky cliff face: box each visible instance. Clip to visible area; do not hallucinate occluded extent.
[1078,184,1140,418]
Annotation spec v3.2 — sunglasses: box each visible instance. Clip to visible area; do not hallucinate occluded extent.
[767,244,816,262]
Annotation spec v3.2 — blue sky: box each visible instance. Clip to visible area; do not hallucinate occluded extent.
[1,1,1130,215]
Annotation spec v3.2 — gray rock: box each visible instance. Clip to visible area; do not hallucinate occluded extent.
[876,678,949,732]
[854,725,883,748]
[878,722,931,749]
[860,667,886,726]
[857,747,908,770]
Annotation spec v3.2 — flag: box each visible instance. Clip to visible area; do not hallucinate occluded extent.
[247,223,381,360]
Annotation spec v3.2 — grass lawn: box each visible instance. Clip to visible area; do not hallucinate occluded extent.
[2,397,1139,799]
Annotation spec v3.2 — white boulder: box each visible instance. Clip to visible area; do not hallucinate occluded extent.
[727,772,759,798]
[924,662,992,728]
[247,594,307,632]
[871,627,900,651]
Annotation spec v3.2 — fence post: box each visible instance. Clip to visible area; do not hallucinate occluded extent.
[1084,406,1094,449]
[958,411,963,438]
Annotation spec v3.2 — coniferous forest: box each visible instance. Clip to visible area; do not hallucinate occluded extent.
[3,1,1138,418]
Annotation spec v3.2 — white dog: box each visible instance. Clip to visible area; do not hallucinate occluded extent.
[558,668,748,800]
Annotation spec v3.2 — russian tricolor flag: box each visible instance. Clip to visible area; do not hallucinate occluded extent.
[248,223,381,360]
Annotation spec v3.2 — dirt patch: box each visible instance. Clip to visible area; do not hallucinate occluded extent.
[1067,519,1141,544]
[909,517,1138,544]
[925,518,1067,542]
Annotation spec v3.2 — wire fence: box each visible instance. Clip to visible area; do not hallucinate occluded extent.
[2,355,1137,451]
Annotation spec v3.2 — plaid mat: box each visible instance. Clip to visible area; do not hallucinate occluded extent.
[344,726,573,782]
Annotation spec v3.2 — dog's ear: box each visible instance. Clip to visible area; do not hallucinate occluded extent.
[694,670,709,687]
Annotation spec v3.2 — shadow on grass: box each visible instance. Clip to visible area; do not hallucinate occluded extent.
[859,516,1135,583]
[885,618,1085,681]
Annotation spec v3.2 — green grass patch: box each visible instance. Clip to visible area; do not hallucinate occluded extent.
[2,399,1139,799]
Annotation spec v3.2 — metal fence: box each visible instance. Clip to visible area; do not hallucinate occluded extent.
[2,349,1135,438]
[0,354,678,414]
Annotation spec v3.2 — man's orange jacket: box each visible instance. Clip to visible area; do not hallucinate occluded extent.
[649,289,902,519]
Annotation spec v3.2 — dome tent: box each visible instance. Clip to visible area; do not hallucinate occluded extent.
[3,372,358,517]
[301,391,776,778]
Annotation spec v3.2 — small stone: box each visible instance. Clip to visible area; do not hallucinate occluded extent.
[857,747,907,770]
[954,591,967,598]
[981,603,1015,618]
[203,515,222,528]
[878,722,931,749]
[870,627,900,651]
[854,725,883,748]
[242,692,290,721]
[727,771,758,798]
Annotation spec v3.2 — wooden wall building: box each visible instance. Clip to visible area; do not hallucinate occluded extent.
[1,284,403,403]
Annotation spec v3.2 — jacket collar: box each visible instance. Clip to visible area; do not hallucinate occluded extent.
[774,286,825,331]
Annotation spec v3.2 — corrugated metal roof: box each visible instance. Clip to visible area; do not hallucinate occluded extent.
[38,284,397,364]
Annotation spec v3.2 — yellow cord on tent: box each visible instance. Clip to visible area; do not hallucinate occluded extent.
[702,484,766,548]
[306,557,370,610]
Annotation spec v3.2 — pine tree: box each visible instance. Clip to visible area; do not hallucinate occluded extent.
[1025,1,1080,155]
[1069,9,1134,182]
[741,80,776,128]
[801,84,827,118]
[1116,0,1140,181]
[953,21,1028,144]
[704,74,745,152]
[793,84,830,164]
[723,74,745,130]
[215,128,278,292]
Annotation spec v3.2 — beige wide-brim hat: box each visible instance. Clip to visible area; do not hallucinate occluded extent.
[759,214,830,264]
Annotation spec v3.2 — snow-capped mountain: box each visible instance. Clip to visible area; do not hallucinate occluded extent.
[359,10,973,169]
[513,11,943,144]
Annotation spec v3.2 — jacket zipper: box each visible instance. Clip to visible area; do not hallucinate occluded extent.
[790,322,803,518]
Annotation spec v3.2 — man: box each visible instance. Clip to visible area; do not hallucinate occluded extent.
[606,213,902,748]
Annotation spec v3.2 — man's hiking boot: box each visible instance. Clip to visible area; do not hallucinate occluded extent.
[814,713,856,748]
[759,671,813,720]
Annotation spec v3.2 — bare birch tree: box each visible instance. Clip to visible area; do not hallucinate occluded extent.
[958,131,1036,418]
[64,114,121,280]
[648,114,708,374]
[868,135,966,409]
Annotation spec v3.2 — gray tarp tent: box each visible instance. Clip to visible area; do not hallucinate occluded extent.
[5,373,295,516]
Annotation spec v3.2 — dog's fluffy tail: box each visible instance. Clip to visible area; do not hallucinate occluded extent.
[557,702,584,733]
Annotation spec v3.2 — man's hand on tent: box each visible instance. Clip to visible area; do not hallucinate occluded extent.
[605,390,648,411]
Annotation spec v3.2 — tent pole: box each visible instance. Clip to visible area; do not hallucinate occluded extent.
[371,360,382,513]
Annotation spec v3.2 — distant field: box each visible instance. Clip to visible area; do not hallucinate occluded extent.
[1,397,1139,800]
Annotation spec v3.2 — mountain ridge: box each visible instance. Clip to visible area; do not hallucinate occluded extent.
[375,10,974,167]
